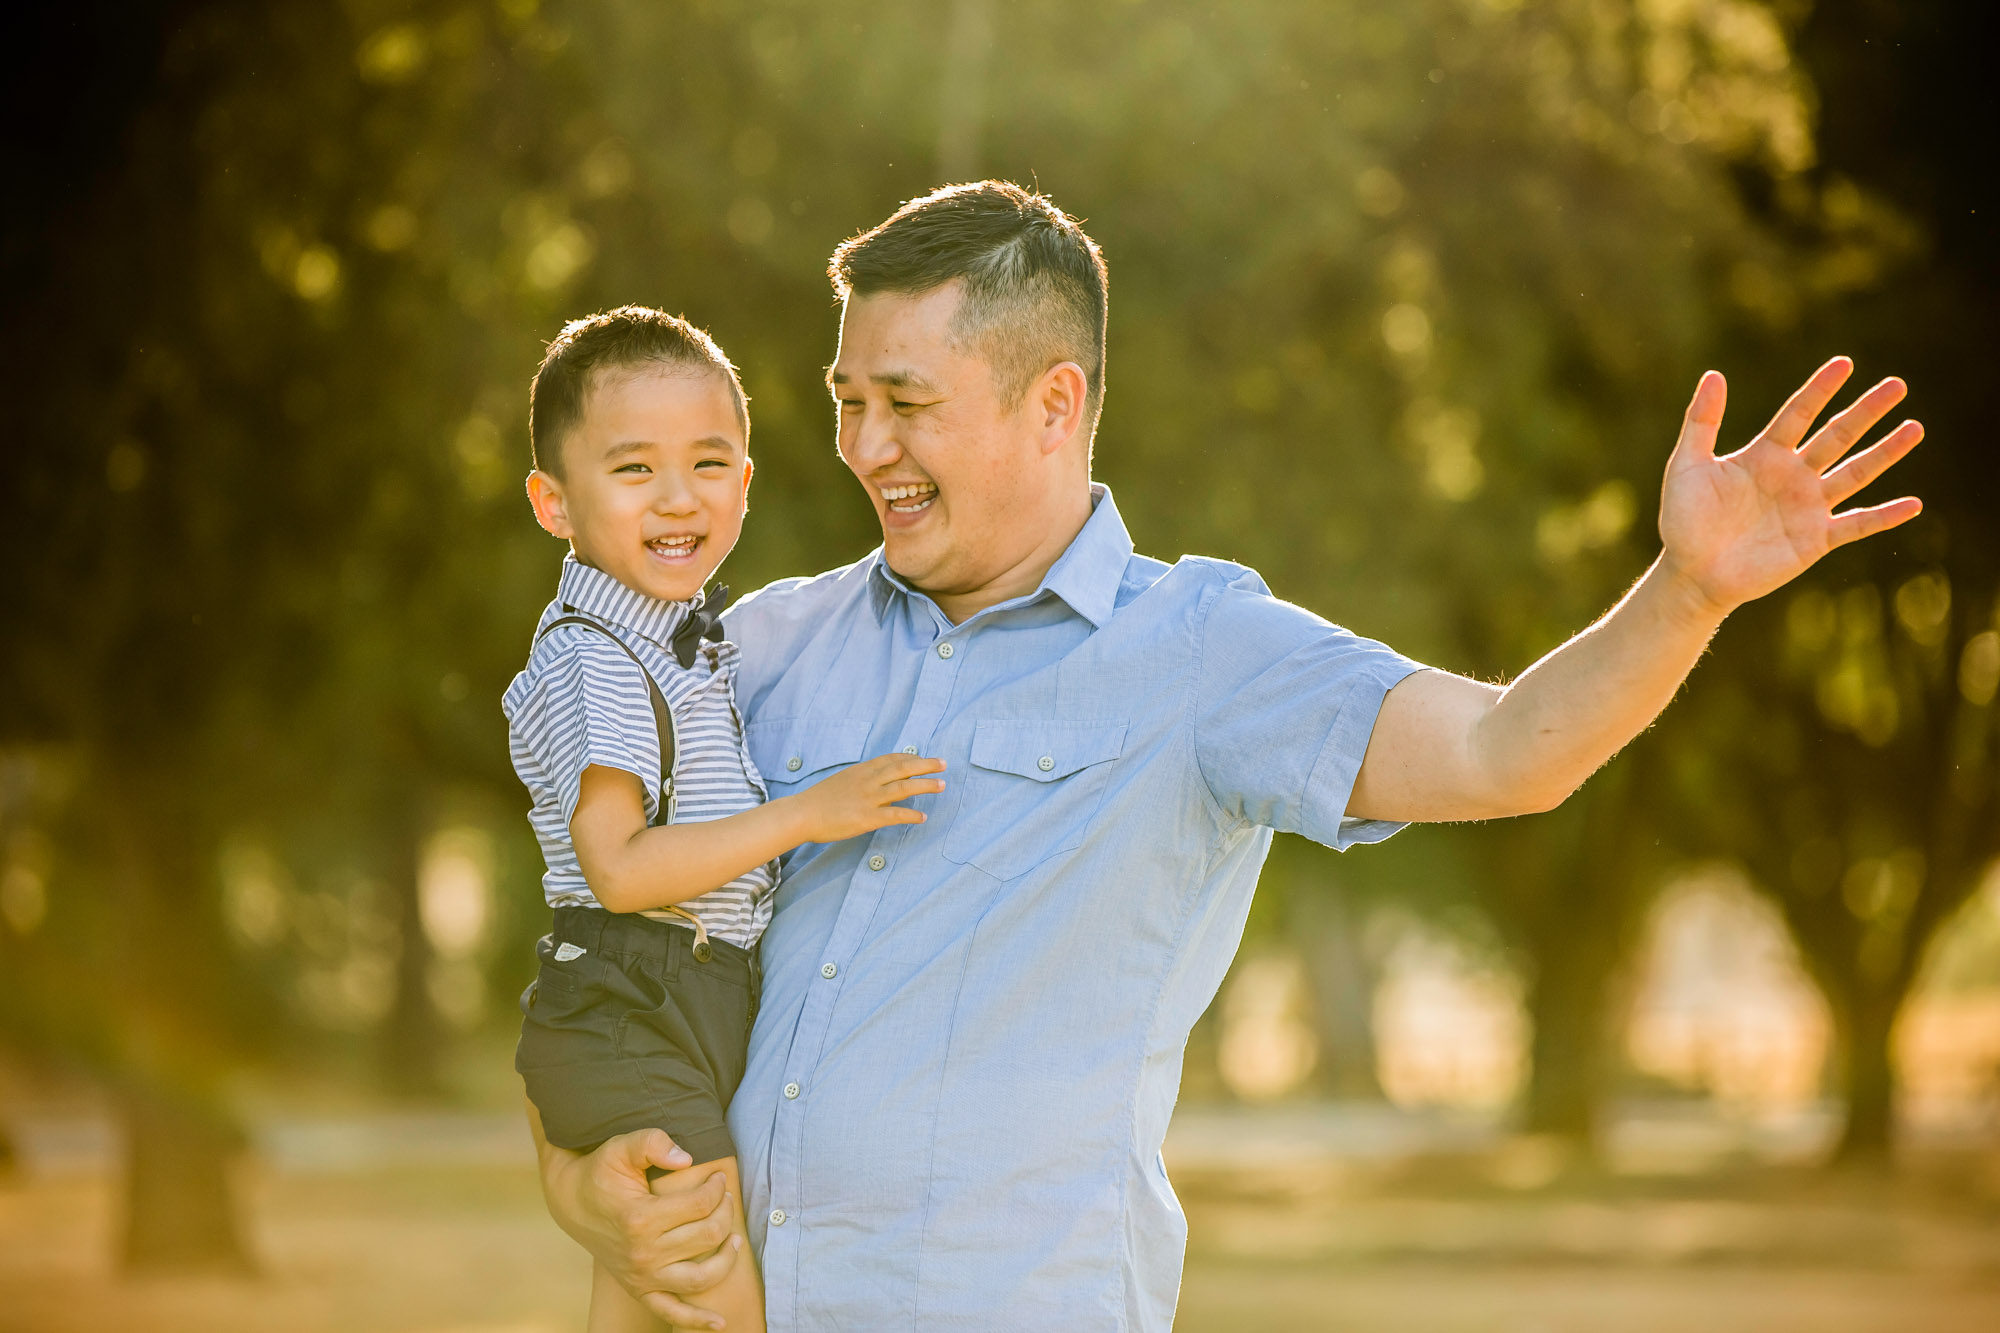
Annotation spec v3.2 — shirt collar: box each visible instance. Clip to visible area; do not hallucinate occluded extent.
[555,552,705,647]
[867,482,1134,630]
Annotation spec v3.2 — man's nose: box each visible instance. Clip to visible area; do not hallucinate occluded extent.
[843,404,903,474]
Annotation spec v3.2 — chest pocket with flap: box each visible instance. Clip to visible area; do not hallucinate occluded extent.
[941,719,1128,881]
[745,718,871,790]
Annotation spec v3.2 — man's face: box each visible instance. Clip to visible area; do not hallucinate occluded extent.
[830,283,1068,603]
[526,369,752,602]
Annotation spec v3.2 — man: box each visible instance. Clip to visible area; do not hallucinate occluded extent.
[530,181,1922,1330]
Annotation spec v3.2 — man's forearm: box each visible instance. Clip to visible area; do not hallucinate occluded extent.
[1471,553,1726,811]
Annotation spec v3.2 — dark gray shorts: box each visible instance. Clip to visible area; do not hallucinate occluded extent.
[516,907,758,1165]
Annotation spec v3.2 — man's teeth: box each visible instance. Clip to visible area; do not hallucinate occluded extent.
[881,483,938,511]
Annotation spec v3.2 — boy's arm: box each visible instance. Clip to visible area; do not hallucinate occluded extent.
[571,752,946,915]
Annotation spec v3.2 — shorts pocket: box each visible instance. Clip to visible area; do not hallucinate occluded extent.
[940,719,1127,880]
[515,940,620,1074]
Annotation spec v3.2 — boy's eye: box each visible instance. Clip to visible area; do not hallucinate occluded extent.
[614,463,651,474]
[694,459,729,471]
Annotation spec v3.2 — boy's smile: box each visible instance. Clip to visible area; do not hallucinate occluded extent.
[526,368,752,603]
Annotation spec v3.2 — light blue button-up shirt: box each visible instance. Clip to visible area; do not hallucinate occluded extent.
[724,486,1425,1331]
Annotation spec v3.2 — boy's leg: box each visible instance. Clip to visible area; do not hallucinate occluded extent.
[645,1154,765,1333]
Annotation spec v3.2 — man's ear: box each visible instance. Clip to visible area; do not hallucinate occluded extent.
[1032,362,1090,458]
[526,469,574,539]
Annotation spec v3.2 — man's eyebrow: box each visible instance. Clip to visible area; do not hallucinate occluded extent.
[824,366,944,395]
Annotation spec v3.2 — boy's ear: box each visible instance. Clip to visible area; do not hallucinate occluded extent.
[740,455,754,508]
[526,470,573,539]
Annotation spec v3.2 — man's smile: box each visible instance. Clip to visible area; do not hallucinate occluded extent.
[879,481,939,515]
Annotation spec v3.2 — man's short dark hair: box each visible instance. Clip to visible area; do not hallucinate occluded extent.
[829,181,1108,425]
[529,305,748,478]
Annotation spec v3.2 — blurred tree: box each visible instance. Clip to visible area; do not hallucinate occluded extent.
[4,0,1983,1267]
[1668,0,2000,1162]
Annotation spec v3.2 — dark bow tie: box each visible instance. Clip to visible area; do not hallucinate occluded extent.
[671,584,733,668]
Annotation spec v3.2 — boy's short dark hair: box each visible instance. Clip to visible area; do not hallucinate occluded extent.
[829,181,1108,426]
[529,306,749,478]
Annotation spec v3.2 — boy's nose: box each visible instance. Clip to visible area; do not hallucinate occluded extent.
[654,479,699,515]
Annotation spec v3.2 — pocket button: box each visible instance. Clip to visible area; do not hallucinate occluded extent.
[1038,755,1055,772]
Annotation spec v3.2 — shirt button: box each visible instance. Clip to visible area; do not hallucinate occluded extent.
[937,641,954,659]
[784,1082,800,1099]
[821,962,838,979]
[770,1208,788,1227]
[786,756,802,772]
[901,744,918,755]
[1038,755,1055,772]
[868,854,886,872]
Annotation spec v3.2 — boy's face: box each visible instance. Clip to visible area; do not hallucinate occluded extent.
[526,368,751,603]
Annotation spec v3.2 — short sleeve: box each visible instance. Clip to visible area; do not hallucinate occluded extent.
[1193,566,1428,849]
[516,630,665,825]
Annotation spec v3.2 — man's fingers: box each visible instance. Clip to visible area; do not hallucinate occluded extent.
[1798,377,1907,473]
[1821,420,1923,504]
[1672,369,1728,462]
[635,1127,694,1173]
[644,1171,732,1254]
[1758,355,1852,451]
[640,1286,728,1331]
[1829,496,1922,548]
[594,1128,691,1194]
[651,1232,743,1296]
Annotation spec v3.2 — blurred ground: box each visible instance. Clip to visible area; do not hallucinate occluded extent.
[3,1102,1997,1333]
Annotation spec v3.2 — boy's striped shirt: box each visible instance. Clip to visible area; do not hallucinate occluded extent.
[502,554,777,949]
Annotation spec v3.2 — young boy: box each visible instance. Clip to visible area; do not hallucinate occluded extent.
[503,307,946,1333]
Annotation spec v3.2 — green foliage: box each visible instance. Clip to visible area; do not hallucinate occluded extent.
[1,0,1986,1166]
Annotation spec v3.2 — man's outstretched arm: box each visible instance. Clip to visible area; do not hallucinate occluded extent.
[1349,357,1924,824]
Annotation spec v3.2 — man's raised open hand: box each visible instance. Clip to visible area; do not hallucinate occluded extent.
[1659,357,1924,616]
[1351,354,1928,826]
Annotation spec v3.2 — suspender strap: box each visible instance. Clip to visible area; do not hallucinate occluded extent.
[536,612,677,823]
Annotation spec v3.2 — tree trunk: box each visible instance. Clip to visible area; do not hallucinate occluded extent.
[101,776,254,1273]
[381,789,444,1097]
[1290,886,1384,1100]
[1519,933,1619,1144]
[119,1082,252,1272]
[1832,991,1900,1164]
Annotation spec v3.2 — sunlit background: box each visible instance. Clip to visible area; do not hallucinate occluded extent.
[2,1,1996,1329]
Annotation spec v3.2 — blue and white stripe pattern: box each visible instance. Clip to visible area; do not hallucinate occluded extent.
[502,554,777,949]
